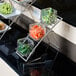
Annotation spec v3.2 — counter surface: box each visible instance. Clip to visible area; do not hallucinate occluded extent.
[0,58,19,76]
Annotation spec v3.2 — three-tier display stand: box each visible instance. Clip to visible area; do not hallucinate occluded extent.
[0,0,62,62]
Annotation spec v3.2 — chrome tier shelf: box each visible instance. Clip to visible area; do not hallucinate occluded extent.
[0,0,62,62]
[16,16,62,62]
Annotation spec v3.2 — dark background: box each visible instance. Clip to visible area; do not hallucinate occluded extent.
[34,0,76,27]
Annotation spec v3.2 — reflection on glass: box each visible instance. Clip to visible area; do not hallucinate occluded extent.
[13,0,34,3]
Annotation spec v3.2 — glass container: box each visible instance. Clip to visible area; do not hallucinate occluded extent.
[41,7,57,25]
[17,37,34,57]
[29,23,46,41]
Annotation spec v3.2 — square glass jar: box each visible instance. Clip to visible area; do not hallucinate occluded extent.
[17,37,34,57]
[29,23,46,41]
[41,7,57,25]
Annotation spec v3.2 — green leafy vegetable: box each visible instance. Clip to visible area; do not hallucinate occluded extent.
[0,2,13,15]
